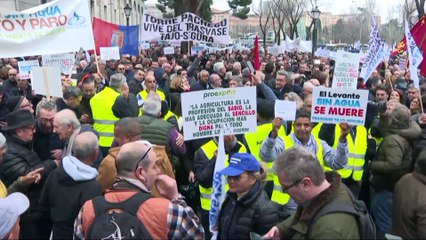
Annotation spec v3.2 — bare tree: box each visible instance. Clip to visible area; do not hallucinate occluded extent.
[270,0,287,44]
[403,0,417,25]
[279,0,307,39]
[253,0,273,49]
[414,0,425,19]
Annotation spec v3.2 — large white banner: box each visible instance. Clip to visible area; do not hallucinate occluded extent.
[0,0,95,58]
[311,87,368,126]
[141,12,230,44]
[181,87,257,141]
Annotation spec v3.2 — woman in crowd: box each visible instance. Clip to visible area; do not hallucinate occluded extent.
[217,153,281,239]
[390,89,405,104]
[410,96,422,115]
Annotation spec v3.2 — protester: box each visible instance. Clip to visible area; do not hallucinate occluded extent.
[264,146,360,239]
[73,141,204,239]
[217,153,281,239]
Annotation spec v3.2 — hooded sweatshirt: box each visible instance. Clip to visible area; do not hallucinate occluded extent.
[40,156,102,240]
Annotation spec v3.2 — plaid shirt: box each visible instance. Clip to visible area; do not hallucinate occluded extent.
[74,195,204,240]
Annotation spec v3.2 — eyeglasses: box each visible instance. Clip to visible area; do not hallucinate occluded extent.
[118,68,125,70]
[134,146,152,172]
[281,178,303,193]
[40,118,54,124]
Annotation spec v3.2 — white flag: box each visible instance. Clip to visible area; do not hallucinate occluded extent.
[209,129,227,240]
[360,17,386,80]
[405,20,423,87]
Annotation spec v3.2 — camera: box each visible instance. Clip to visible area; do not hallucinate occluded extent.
[368,100,387,114]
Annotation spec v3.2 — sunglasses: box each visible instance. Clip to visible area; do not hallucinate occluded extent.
[134,140,153,172]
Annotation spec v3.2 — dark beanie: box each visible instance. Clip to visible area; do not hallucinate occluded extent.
[6,96,24,113]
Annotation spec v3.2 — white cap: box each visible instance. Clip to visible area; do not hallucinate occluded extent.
[0,193,30,238]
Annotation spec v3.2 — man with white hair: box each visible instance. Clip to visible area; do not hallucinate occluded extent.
[213,61,226,84]
[90,73,136,156]
[138,92,186,166]
[53,109,103,167]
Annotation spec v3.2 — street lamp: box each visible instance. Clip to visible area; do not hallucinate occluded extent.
[124,3,132,26]
[311,6,321,57]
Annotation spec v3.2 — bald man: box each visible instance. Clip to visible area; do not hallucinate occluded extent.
[75,141,204,239]
[40,132,102,239]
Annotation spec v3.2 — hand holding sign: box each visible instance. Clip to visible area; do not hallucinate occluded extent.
[271,117,283,138]
[338,122,351,143]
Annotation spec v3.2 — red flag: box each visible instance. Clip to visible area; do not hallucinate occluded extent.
[253,35,260,71]
[392,15,426,76]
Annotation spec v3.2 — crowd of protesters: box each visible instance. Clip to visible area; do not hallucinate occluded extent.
[0,44,425,239]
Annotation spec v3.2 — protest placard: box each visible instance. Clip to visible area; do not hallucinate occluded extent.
[100,47,120,60]
[139,42,150,50]
[191,46,204,55]
[332,51,361,89]
[18,60,40,79]
[42,53,75,75]
[31,67,62,98]
[274,100,296,121]
[181,87,257,140]
[311,87,368,126]
[0,0,94,58]
[163,47,174,55]
[141,12,230,44]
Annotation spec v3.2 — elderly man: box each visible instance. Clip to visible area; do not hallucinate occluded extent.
[74,141,204,239]
[90,73,136,156]
[273,70,294,100]
[264,146,360,239]
[52,109,103,167]
[191,70,211,91]
[40,132,102,239]
[0,110,59,239]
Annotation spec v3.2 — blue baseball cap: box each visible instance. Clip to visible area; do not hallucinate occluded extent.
[219,153,260,176]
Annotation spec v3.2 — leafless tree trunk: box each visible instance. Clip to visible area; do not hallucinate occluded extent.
[254,0,273,49]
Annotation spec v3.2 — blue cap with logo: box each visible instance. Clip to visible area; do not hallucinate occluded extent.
[219,153,260,176]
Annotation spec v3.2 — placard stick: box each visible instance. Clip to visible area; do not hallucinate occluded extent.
[93,50,101,74]
[42,67,51,100]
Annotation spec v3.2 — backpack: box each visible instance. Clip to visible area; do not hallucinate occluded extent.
[307,186,376,239]
[87,192,152,240]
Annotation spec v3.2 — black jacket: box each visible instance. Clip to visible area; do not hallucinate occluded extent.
[0,135,57,222]
[40,165,102,240]
[218,181,281,239]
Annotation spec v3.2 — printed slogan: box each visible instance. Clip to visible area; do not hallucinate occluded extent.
[181,87,257,140]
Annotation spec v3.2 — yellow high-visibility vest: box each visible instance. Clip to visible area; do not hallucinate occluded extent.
[271,135,324,205]
[90,87,120,147]
[198,140,247,211]
[244,123,286,181]
[334,125,367,181]
[137,89,166,115]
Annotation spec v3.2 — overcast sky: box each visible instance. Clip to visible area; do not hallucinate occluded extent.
[146,0,405,23]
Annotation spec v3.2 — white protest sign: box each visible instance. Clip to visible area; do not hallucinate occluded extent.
[141,13,230,44]
[100,47,120,60]
[268,46,284,56]
[18,60,40,79]
[0,0,94,58]
[163,46,174,55]
[274,100,296,121]
[31,67,62,98]
[181,87,257,140]
[42,53,75,75]
[139,42,150,50]
[311,87,368,126]
[315,48,330,58]
[191,46,204,55]
[169,40,181,47]
[360,17,386,80]
[332,51,361,89]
